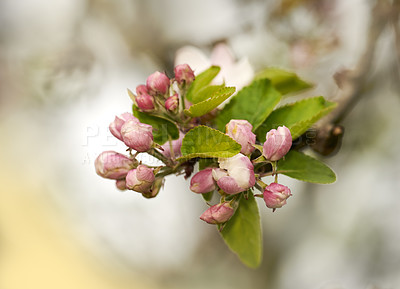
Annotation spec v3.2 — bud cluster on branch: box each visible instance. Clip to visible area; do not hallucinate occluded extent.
[94,59,337,268]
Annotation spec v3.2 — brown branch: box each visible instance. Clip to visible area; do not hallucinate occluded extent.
[309,0,398,155]
[392,0,400,82]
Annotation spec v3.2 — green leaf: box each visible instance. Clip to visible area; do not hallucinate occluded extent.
[132,106,179,145]
[186,66,221,102]
[179,126,241,159]
[192,84,225,104]
[256,96,337,142]
[278,150,336,184]
[215,79,281,131]
[255,67,313,95]
[221,192,262,268]
[185,87,236,117]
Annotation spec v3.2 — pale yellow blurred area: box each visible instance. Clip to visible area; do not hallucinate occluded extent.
[0,169,153,289]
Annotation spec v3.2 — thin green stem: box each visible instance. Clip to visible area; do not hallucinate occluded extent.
[168,136,175,160]
[256,179,267,192]
[258,171,274,178]
[272,161,278,183]
[147,148,171,165]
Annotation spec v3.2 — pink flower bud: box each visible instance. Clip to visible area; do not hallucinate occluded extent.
[190,168,216,194]
[109,113,138,141]
[136,84,149,96]
[126,165,155,193]
[213,154,255,195]
[263,183,292,211]
[200,202,235,224]
[225,119,256,155]
[165,94,179,112]
[161,132,184,159]
[95,151,134,179]
[121,120,153,152]
[146,71,170,95]
[116,179,127,191]
[174,64,195,85]
[135,85,154,111]
[263,126,292,161]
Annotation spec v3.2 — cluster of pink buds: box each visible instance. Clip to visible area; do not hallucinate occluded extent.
[95,64,196,198]
[192,125,293,224]
[95,61,297,226]
[131,64,195,113]
[95,112,159,196]
[92,55,338,267]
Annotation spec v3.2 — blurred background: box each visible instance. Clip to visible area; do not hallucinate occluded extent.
[1,0,399,288]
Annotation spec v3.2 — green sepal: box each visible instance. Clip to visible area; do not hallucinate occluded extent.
[201,191,214,202]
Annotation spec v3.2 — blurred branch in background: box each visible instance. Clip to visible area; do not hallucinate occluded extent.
[295,0,400,156]
[392,0,400,87]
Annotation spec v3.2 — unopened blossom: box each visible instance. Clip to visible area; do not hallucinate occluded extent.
[174,63,195,85]
[190,168,217,194]
[121,120,153,152]
[135,85,154,111]
[263,183,292,211]
[161,132,184,159]
[136,84,148,96]
[126,165,155,193]
[109,113,138,141]
[213,153,255,195]
[226,119,256,155]
[200,202,235,224]
[115,179,127,191]
[165,94,179,112]
[146,71,170,96]
[263,126,292,161]
[95,151,134,179]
